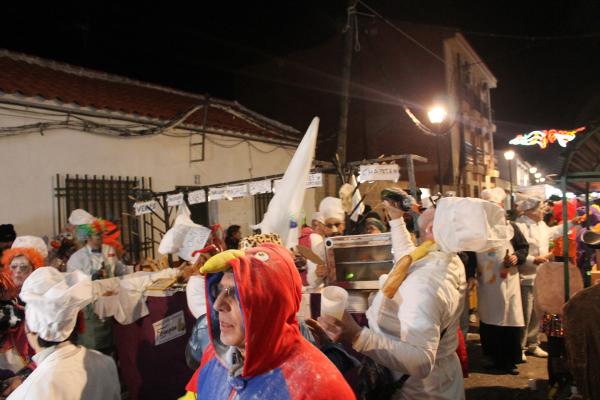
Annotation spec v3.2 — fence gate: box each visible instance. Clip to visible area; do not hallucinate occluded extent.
[54,174,149,263]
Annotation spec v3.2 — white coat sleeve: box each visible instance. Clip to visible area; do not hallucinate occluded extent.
[353,327,435,378]
[306,234,326,288]
[389,218,416,263]
[515,222,536,266]
[66,250,92,275]
[186,275,206,319]
[547,221,572,241]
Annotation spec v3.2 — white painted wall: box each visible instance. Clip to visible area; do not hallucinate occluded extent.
[0,106,317,238]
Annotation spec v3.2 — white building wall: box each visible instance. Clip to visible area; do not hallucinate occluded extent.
[0,107,317,238]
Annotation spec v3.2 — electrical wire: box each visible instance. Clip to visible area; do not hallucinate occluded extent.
[358,0,447,65]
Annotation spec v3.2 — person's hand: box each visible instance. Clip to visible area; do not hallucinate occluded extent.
[533,256,549,265]
[317,311,362,346]
[2,375,23,396]
[467,277,478,290]
[503,254,518,267]
[383,200,404,221]
[315,264,327,278]
[133,263,142,272]
[304,318,332,347]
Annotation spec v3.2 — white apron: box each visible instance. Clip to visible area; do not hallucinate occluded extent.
[476,238,524,327]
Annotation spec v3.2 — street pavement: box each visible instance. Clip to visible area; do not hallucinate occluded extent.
[465,331,551,400]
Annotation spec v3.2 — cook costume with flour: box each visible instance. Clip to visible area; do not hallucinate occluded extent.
[8,267,120,400]
[356,197,508,400]
[182,243,355,400]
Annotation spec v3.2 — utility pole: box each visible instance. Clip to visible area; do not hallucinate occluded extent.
[336,0,358,167]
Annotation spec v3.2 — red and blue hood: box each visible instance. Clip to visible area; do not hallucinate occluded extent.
[205,243,303,377]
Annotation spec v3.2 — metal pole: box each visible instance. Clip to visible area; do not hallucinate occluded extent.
[335,0,358,167]
[436,135,443,194]
[561,176,570,302]
[508,159,514,210]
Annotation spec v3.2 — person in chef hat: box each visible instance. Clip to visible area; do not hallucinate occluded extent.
[7,267,119,400]
[315,196,515,399]
[318,197,346,237]
[1,236,47,291]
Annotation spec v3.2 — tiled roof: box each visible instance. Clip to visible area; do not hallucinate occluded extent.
[0,50,300,143]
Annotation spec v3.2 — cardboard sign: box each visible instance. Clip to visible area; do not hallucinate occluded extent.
[134,200,159,216]
[177,225,211,262]
[249,179,272,195]
[358,163,400,182]
[208,187,228,201]
[188,190,206,205]
[227,184,248,199]
[153,311,186,346]
[306,173,323,188]
[167,193,184,207]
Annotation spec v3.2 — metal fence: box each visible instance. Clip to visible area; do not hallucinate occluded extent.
[54,174,150,263]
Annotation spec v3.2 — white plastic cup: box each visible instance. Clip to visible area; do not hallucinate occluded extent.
[321,286,349,320]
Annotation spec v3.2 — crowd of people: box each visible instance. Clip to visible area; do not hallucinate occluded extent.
[0,185,598,399]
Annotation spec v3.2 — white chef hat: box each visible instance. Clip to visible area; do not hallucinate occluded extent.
[311,211,324,224]
[481,187,507,204]
[20,267,92,342]
[11,236,48,259]
[433,197,514,253]
[68,209,95,226]
[318,197,345,221]
[516,193,542,212]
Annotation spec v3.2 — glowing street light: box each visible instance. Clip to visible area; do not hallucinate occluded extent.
[428,106,447,124]
[503,150,516,209]
[428,105,447,194]
[534,172,542,179]
[529,167,538,174]
[540,177,546,183]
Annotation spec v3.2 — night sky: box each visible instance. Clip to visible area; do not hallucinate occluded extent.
[2,1,599,172]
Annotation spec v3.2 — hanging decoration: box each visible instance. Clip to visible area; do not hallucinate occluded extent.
[509,127,586,149]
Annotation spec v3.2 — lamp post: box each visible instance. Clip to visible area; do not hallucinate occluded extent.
[428,106,447,194]
[504,150,515,210]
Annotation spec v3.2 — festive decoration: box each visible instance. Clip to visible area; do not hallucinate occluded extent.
[509,127,585,149]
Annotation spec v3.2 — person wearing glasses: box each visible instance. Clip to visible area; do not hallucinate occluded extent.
[180,243,355,400]
[0,236,47,394]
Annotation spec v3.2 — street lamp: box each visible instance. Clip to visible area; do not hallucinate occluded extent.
[534,172,542,179]
[428,105,447,194]
[529,167,537,174]
[504,150,515,210]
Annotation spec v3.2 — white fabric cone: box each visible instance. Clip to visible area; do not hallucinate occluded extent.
[252,117,319,248]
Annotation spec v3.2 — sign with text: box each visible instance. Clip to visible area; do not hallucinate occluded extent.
[134,200,159,216]
[166,193,184,207]
[153,311,186,346]
[227,184,248,199]
[306,173,323,188]
[188,190,206,205]
[249,179,272,195]
[177,225,212,262]
[208,187,228,201]
[358,163,400,182]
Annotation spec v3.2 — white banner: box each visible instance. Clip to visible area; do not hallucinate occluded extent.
[153,311,186,346]
[134,200,159,216]
[188,189,206,204]
[358,163,400,182]
[249,179,272,195]
[208,187,228,201]
[306,173,323,188]
[227,184,248,199]
[167,193,184,207]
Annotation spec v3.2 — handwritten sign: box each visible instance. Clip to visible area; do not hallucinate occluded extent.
[208,187,228,201]
[249,179,272,195]
[227,184,248,199]
[358,163,400,182]
[167,193,184,207]
[188,190,206,204]
[177,225,212,262]
[134,200,159,216]
[306,173,323,188]
[153,311,186,346]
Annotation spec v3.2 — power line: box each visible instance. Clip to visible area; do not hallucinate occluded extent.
[358,0,447,65]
